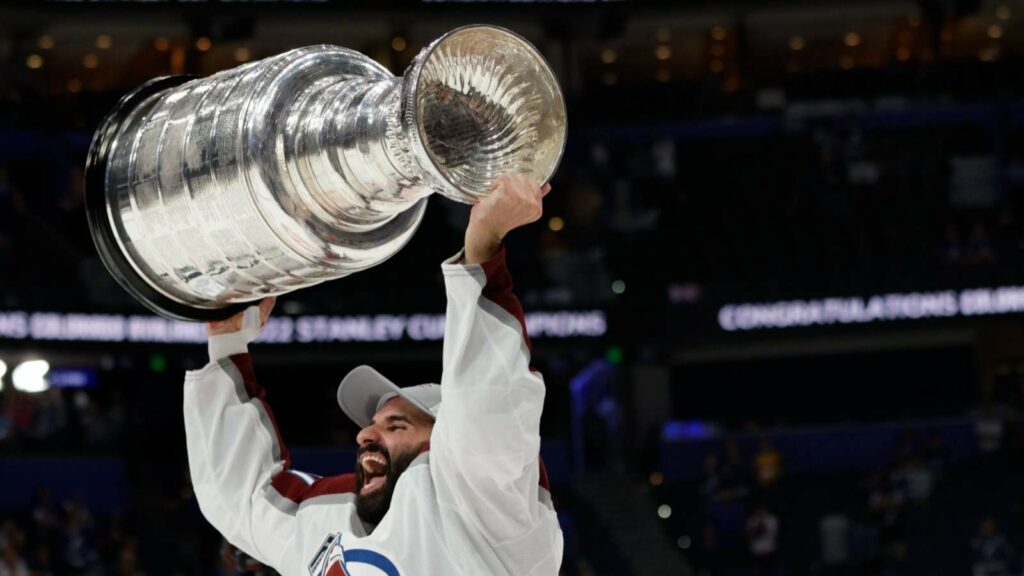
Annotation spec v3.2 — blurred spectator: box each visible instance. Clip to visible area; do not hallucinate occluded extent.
[892,438,935,507]
[868,472,907,562]
[819,514,849,568]
[974,402,1011,484]
[29,390,66,443]
[0,521,28,576]
[897,455,934,505]
[0,522,24,556]
[847,515,881,568]
[745,503,780,576]
[719,441,751,501]
[29,485,58,565]
[971,517,1012,576]
[63,497,98,572]
[76,391,117,448]
[753,439,783,489]
[699,452,721,503]
[707,492,749,576]
[0,547,29,576]
[3,391,35,445]
[30,486,56,533]
[974,403,1007,454]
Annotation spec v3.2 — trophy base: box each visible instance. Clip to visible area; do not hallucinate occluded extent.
[85,75,250,322]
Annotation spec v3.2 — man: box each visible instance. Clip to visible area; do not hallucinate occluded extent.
[184,175,562,576]
[971,517,1011,576]
[745,503,779,576]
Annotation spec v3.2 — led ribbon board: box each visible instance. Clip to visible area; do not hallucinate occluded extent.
[718,286,1024,332]
[0,310,607,344]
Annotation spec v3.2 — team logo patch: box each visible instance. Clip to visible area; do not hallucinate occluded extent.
[309,533,400,576]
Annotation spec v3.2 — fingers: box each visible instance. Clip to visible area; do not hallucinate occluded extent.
[492,174,512,194]
[493,173,550,199]
[206,307,246,336]
[482,174,548,227]
[206,297,277,337]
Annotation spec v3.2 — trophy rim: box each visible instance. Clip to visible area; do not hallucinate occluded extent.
[85,74,252,322]
[402,24,568,204]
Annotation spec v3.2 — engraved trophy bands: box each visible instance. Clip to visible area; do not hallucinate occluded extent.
[85,25,566,321]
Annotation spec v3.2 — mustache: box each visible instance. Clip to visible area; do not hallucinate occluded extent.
[357,442,391,462]
[356,442,392,485]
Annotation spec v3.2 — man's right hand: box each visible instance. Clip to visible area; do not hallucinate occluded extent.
[464,174,551,265]
[207,297,276,337]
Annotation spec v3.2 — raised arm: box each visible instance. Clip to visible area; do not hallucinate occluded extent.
[184,299,354,572]
[430,176,561,571]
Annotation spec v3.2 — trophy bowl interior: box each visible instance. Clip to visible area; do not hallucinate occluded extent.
[413,26,567,203]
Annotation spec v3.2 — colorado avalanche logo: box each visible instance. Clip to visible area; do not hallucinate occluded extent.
[309,533,400,576]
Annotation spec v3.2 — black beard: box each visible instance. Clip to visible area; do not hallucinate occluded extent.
[354,443,419,527]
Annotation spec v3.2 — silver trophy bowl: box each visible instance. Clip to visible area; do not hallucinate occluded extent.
[85,25,566,321]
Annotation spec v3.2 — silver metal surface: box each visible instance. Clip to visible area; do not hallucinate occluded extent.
[96,25,566,313]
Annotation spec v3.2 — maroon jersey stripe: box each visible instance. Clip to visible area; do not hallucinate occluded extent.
[479,246,533,353]
[229,354,357,503]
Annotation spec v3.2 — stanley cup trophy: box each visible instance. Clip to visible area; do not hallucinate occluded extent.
[85,25,566,321]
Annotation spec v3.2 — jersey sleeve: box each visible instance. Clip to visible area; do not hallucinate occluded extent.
[184,325,357,572]
[430,246,561,568]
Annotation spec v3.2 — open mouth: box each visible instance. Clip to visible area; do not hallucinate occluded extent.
[359,452,388,496]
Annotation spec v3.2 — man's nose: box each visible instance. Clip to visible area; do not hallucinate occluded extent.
[356,425,380,446]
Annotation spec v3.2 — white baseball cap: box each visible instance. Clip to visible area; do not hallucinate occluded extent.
[337,365,441,428]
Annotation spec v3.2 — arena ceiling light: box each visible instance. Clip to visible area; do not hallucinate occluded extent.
[12,360,50,394]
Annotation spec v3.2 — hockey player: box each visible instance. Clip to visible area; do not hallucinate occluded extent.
[184,174,562,575]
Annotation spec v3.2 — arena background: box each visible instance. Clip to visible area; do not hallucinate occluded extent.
[3,0,1024,574]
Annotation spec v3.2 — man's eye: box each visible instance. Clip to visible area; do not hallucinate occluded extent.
[387,426,406,432]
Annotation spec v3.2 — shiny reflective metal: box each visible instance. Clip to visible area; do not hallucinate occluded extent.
[85,25,566,321]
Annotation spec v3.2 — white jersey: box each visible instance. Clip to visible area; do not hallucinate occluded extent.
[183,249,563,576]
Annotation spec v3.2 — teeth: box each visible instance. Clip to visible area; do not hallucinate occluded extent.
[359,454,387,473]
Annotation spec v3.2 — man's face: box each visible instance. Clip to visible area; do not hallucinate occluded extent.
[354,396,433,525]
